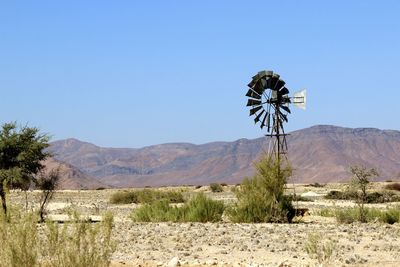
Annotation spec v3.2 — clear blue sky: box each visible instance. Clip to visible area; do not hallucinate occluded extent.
[1,1,399,147]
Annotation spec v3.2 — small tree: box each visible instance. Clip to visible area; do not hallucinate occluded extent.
[0,122,50,214]
[229,154,294,223]
[350,165,379,222]
[36,168,60,222]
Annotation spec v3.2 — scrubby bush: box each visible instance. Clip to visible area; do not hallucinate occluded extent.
[130,200,179,222]
[180,193,225,222]
[209,183,223,193]
[315,208,336,217]
[0,208,116,267]
[307,182,325,188]
[350,166,378,222]
[385,183,400,191]
[109,189,184,204]
[305,233,337,264]
[131,193,225,222]
[325,190,358,200]
[286,194,313,202]
[317,206,400,224]
[36,168,60,223]
[334,208,360,224]
[325,190,400,203]
[227,155,294,223]
[43,211,116,267]
[0,210,38,267]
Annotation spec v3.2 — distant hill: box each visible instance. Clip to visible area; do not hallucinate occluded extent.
[48,125,400,187]
[44,158,108,189]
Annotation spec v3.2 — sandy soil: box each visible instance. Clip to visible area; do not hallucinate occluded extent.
[9,183,400,267]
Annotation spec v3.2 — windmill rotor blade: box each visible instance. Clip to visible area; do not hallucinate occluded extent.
[247,80,256,88]
[248,74,261,88]
[245,89,261,99]
[266,77,272,88]
[257,70,268,78]
[280,105,291,114]
[260,112,268,128]
[246,99,262,106]
[279,87,289,96]
[260,78,267,88]
[274,79,285,90]
[249,106,263,116]
[269,76,279,90]
[254,110,265,123]
[253,81,265,94]
[279,112,288,122]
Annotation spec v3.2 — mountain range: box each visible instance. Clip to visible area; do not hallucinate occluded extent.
[47,125,400,189]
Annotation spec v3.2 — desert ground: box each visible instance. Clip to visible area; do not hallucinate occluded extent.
[10,183,400,267]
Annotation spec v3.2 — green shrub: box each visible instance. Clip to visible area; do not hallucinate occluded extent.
[385,183,400,191]
[305,233,337,264]
[286,194,314,202]
[209,183,223,193]
[43,211,116,267]
[109,189,184,204]
[96,187,106,190]
[131,193,225,223]
[334,208,359,224]
[315,208,336,217]
[130,200,181,222]
[325,190,358,200]
[307,182,325,188]
[0,208,115,267]
[325,190,400,203]
[317,206,400,224]
[377,207,400,224]
[180,193,225,222]
[227,155,294,223]
[0,210,38,267]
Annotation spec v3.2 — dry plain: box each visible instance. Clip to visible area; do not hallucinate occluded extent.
[10,183,400,267]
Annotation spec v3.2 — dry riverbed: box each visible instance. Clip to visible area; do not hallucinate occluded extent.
[9,184,400,267]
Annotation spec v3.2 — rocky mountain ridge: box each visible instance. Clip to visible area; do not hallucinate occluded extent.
[48,125,400,188]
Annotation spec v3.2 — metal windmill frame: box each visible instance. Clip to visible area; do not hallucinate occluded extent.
[246,70,306,163]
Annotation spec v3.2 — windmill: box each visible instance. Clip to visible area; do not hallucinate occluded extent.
[245,70,306,162]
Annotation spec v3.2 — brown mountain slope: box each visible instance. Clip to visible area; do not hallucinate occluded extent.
[43,158,108,189]
[49,125,400,187]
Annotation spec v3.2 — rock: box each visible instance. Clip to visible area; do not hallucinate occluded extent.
[166,257,180,267]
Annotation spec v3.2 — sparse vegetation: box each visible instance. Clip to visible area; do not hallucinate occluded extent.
[287,194,314,202]
[131,193,225,222]
[209,183,223,193]
[305,233,337,264]
[36,168,60,222]
[109,189,184,204]
[325,189,400,203]
[385,182,400,191]
[227,155,295,223]
[325,189,358,200]
[0,208,116,267]
[317,206,400,224]
[307,182,325,188]
[350,166,379,222]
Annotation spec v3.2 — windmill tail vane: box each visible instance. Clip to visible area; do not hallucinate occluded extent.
[245,70,306,161]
